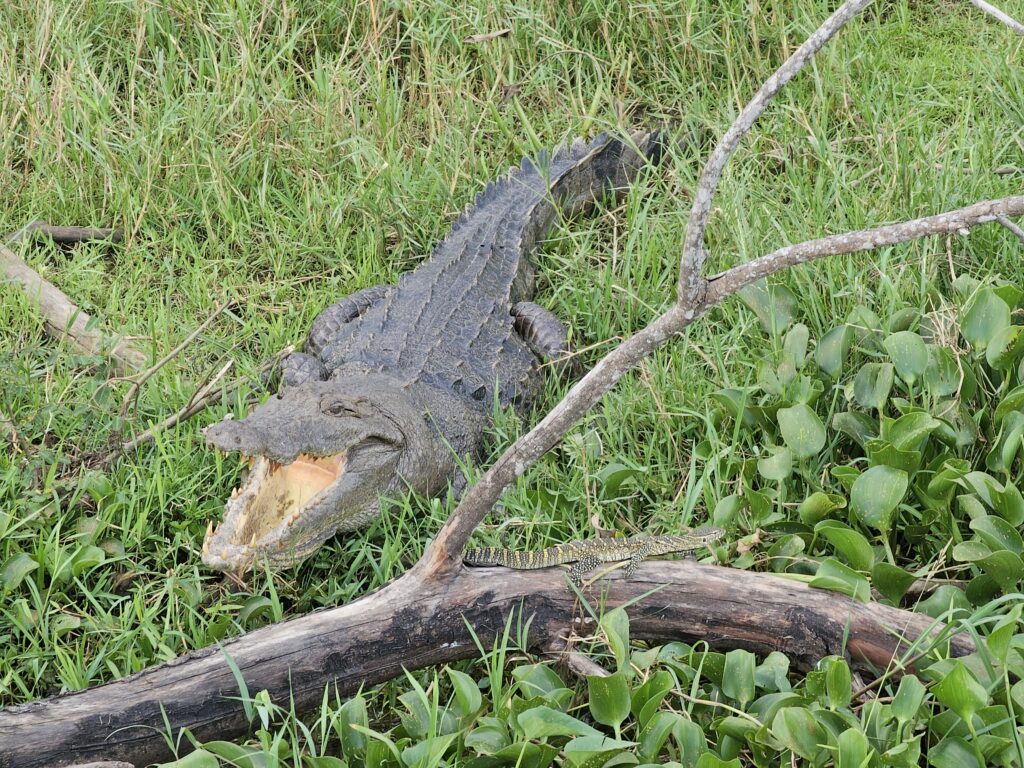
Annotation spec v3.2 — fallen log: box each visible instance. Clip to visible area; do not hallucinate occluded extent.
[0,560,972,767]
[1,222,147,374]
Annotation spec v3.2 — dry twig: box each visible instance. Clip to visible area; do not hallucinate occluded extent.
[117,301,232,419]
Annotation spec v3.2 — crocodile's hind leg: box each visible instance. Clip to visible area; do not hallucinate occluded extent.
[511,301,579,378]
[306,285,391,358]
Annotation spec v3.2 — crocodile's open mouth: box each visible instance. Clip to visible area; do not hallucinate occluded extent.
[205,451,348,553]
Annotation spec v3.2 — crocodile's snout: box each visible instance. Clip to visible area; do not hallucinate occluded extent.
[204,418,265,455]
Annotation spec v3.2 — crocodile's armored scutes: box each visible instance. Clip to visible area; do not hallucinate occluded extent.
[203,130,668,572]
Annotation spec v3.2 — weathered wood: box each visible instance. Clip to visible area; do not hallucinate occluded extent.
[1,230,146,374]
[0,561,972,768]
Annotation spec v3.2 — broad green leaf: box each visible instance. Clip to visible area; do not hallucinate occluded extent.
[238,596,273,627]
[932,661,988,723]
[832,411,878,448]
[561,735,636,768]
[816,325,854,377]
[489,741,560,768]
[865,438,921,474]
[694,756,740,768]
[465,723,511,755]
[836,728,870,768]
[155,750,220,768]
[755,653,792,693]
[961,288,1011,351]
[917,585,971,620]
[70,545,106,577]
[925,346,961,397]
[986,324,1024,369]
[823,657,852,708]
[757,446,792,481]
[512,663,568,699]
[970,515,1024,555]
[994,384,1024,423]
[798,492,847,526]
[518,706,602,740]
[872,562,916,604]
[928,737,981,768]
[853,363,894,411]
[596,462,646,498]
[738,281,797,335]
[985,411,1024,473]
[884,331,928,383]
[771,706,826,760]
[632,670,674,725]
[712,495,745,527]
[974,550,1024,592]
[600,608,630,672]
[711,388,756,428]
[985,605,1021,663]
[721,649,756,707]
[447,668,482,718]
[637,711,684,763]
[891,675,926,725]
[814,521,874,571]
[851,465,907,532]
[810,558,871,602]
[885,412,941,451]
[1,553,38,592]
[338,695,369,758]
[783,323,810,368]
[587,672,631,730]
[777,404,826,459]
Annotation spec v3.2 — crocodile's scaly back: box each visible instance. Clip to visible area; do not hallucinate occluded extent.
[321,131,666,407]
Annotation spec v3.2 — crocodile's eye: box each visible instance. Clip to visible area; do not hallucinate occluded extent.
[321,399,357,417]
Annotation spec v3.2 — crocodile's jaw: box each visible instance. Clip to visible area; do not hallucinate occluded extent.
[201,451,352,572]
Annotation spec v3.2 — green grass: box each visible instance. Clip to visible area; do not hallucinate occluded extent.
[1,0,1023,761]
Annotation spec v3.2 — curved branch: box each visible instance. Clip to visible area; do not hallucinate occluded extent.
[0,562,973,767]
[704,197,1024,304]
[677,0,873,306]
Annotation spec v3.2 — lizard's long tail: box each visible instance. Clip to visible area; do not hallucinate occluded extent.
[463,545,562,570]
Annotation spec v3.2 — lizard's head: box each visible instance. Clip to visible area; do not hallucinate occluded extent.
[202,374,447,573]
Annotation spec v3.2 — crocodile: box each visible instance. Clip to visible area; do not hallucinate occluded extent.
[202,130,668,572]
[463,526,725,585]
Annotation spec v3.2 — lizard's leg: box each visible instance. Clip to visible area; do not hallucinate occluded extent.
[511,301,580,378]
[624,541,654,577]
[306,284,391,358]
[568,555,601,586]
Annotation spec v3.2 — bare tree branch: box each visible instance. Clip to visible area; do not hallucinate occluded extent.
[677,0,873,307]
[996,213,1024,246]
[967,0,1024,35]
[705,197,1024,303]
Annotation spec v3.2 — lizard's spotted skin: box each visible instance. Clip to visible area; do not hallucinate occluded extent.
[464,527,724,585]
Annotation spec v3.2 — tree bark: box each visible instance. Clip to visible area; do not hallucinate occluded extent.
[0,561,972,768]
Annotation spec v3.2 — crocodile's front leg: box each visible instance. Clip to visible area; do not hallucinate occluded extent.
[511,301,580,380]
[306,284,391,358]
[280,285,392,387]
